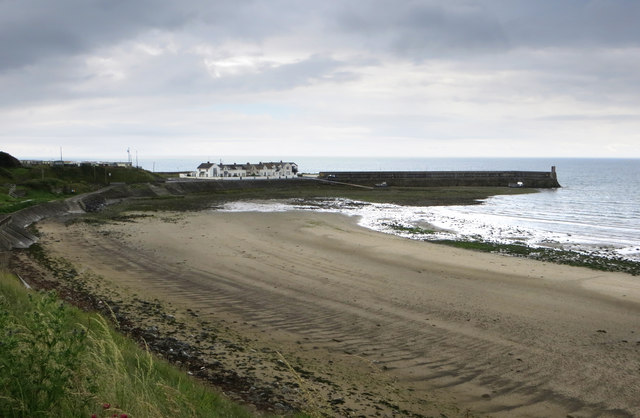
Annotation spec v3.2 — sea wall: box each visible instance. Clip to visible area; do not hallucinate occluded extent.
[0,185,131,251]
[317,167,561,188]
[0,203,64,251]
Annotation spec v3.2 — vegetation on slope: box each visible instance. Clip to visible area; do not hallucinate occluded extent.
[0,151,161,214]
[0,269,256,418]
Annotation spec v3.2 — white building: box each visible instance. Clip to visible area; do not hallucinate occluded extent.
[220,163,247,178]
[195,161,298,178]
[252,162,297,177]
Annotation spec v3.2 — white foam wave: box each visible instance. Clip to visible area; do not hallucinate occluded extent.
[214,199,640,262]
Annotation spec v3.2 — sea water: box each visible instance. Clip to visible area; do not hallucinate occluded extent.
[141,157,640,262]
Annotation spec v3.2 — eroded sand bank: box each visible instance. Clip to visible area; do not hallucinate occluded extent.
[37,210,640,417]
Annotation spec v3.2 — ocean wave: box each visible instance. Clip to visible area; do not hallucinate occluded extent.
[214,198,640,262]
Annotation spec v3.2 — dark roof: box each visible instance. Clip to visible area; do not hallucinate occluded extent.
[219,163,248,170]
[260,161,296,168]
[198,161,297,171]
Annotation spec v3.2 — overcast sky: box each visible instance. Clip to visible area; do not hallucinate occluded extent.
[2,0,639,161]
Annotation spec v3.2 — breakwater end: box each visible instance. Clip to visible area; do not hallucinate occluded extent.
[318,166,561,188]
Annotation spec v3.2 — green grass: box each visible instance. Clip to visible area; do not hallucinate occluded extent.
[0,165,163,214]
[3,165,161,185]
[0,270,257,418]
[0,188,69,214]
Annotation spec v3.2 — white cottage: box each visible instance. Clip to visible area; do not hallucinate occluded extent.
[220,163,247,177]
[196,162,216,177]
[253,161,298,177]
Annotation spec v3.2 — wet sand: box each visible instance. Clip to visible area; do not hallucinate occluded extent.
[37,210,640,417]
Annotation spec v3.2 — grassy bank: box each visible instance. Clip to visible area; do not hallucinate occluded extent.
[0,269,256,418]
[0,164,160,214]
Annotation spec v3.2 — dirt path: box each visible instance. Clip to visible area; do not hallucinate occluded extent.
[34,211,640,417]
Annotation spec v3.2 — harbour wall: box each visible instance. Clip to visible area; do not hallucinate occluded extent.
[0,185,130,251]
[317,167,561,188]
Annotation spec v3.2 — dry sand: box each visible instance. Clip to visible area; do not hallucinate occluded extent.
[36,210,640,417]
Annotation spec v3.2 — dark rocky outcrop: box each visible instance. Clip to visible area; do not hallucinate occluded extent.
[0,151,22,169]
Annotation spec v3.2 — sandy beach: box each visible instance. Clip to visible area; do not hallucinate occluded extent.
[34,209,640,417]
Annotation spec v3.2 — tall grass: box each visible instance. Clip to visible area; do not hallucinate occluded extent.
[0,270,255,417]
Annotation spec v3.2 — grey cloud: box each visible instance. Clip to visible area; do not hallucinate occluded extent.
[490,0,640,49]
[0,0,332,72]
[331,1,509,58]
[325,0,640,60]
[4,1,639,76]
[207,55,356,92]
[2,0,640,160]
[0,56,81,106]
[535,114,640,122]
[0,49,353,108]
[0,0,199,71]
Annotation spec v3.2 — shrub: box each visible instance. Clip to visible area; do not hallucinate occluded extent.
[0,291,88,416]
